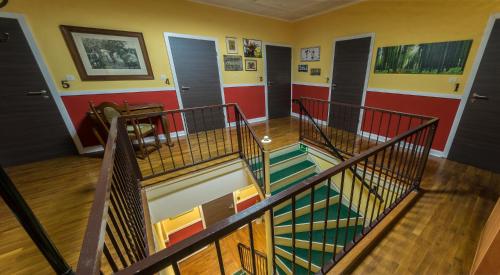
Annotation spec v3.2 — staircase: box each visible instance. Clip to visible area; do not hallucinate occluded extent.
[262,144,365,274]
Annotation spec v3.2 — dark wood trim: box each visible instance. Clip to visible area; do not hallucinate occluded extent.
[59,25,154,81]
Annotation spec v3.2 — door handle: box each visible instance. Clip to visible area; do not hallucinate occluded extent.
[26,90,49,98]
[181,86,190,91]
[332,83,337,88]
[471,92,488,103]
[267,81,273,86]
[229,203,234,209]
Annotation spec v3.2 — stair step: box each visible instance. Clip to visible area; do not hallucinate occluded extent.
[271,160,316,184]
[275,246,320,273]
[271,173,317,196]
[274,185,339,216]
[251,149,306,172]
[275,225,364,249]
[276,245,331,272]
[271,149,306,165]
[232,269,247,275]
[277,202,359,226]
[276,254,310,275]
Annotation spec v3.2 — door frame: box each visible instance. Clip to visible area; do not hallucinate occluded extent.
[163,32,228,127]
[327,33,375,133]
[443,13,500,157]
[263,42,293,119]
[0,12,83,153]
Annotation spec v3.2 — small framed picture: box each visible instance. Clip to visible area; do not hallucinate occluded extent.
[243,38,262,58]
[298,64,308,72]
[245,59,257,71]
[301,46,320,62]
[224,55,243,71]
[226,37,238,54]
[60,25,153,81]
[310,68,321,76]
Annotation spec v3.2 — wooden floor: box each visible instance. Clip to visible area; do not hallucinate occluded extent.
[1,117,499,274]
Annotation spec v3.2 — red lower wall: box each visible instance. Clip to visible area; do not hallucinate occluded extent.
[236,195,260,212]
[292,84,329,120]
[224,85,266,123]
[167,220,204,247]
[61,90,181,147]
[364,91,460,151]
[62,86,266,148]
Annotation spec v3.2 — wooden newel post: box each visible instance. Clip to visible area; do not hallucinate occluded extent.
[261,136,274,274]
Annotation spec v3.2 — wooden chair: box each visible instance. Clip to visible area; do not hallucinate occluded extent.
[88,101,161,159]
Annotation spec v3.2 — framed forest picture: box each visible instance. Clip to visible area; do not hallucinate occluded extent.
[374,40,473,75]
[60,25,154,81]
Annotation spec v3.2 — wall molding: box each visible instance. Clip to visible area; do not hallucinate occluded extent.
[223,83,265,88]
[293,82,330,88]
[367,87,463,99]
[60,87,177,96]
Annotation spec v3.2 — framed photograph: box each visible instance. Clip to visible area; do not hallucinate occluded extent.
[301,46,320,62]
[245,59,257,71]
[243,38,262,58]
[60,25,153,81]
[226,37,238,54]
[310,68,321,76]
[298,64,308,72]
[224,55,243,71]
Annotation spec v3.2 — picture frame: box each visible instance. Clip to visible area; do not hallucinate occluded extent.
[223,55,243,71]
[298,64,308,72]
[226,37,238,54]
[243,38,262,58]
[301,46,320,62]
[60,25,154,81]
[245,59,257,71]
[310,68,321,76]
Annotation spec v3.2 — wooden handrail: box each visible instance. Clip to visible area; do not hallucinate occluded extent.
[76,117,119,275]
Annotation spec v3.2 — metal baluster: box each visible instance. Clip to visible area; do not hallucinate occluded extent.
[201,108,213,159]
[321,178,332,270]
[248,222,257,275]
[291,195,296,275]
[103,242,119,272]
[171,113,186,167]
[307,185,315,275]
[191,109,203,162]
[332,170,345,261]
[215,240,225,275]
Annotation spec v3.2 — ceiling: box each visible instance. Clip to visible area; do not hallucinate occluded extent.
[189,0,363,21]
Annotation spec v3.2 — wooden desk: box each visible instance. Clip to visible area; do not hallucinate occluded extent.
[88,102,172,147]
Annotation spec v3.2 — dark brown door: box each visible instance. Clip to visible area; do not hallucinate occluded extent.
[329,37,371,132]
[201,192,235,227]
[448,20,500,173]
[168,36,225,133]
[0,18,75,166]
[266,45,291,119]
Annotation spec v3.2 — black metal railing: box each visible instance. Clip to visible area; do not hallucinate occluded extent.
[76,117,152,275]
[76,101,437,275]
[120,104,265,191]
[238,242,268,275]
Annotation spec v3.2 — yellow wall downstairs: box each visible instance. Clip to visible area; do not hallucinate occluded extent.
[292,0,500,95]
[4,0,293,93]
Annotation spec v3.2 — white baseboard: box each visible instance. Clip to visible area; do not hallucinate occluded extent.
[359,131,444,158]
[228,116,267,127]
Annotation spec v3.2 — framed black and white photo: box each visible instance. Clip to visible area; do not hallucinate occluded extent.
[298,64,308,72]
[243,38,262,58]
[226,37,238,54]
[301,46,320,62]
[224,55,243,71]
[245,59,257,71]
[60,25,153,81]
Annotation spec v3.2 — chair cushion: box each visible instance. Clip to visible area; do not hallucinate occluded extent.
[127,123,155,134]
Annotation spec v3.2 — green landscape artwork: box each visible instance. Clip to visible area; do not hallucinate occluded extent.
[374,40,472,74]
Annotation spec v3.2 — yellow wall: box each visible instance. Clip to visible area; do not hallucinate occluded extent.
[5,0,500,96]
[292,0,500,95]
[4,0,293,93]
